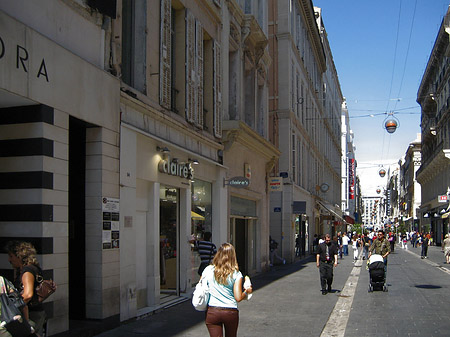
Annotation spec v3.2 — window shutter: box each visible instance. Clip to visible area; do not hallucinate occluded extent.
[159,0,171,109]
[213,40,222,138]
[185,10,196,124]
[196,20,204,128]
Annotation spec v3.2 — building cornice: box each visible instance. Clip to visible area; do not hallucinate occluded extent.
[416,149,450,184]
[226,0,244,24]
[222,120,280,168]
[193,0,223,24]
[299,0,326,73]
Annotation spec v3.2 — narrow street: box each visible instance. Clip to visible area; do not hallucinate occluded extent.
[95,243,450,337]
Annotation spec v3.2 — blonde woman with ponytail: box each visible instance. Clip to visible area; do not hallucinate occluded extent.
[200,243,252,337]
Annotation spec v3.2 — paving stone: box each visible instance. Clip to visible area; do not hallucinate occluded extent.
[94,243,450,337]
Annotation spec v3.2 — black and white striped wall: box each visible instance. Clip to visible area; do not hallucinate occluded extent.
[0,104,67,325]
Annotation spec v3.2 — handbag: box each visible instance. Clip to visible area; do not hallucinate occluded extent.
[0,277,33,337]
[35,274,57,303]
[192,276,209,311]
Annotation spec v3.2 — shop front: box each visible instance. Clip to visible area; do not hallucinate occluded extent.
[119,100,227,320]
[419,203,448,245]
[223,121,279,273]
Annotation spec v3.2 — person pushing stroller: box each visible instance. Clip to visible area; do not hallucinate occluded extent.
[367,230,390,292]
[368,230,391,272]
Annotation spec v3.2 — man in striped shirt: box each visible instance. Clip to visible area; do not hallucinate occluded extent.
[197,232,217,276]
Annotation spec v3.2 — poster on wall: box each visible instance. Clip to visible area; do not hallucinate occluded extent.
[102,197,120,249]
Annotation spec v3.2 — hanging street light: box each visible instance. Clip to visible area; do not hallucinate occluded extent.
[379,168,386,177]
[383,113,400,134]
[376,188,381,194]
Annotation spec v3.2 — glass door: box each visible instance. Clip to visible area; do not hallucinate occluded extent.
[160,186,179,294]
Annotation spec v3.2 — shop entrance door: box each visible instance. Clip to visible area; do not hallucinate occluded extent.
[230,218,256,276]
[235,218,247,275]
[68,117,86,320]
[160,186,179,295]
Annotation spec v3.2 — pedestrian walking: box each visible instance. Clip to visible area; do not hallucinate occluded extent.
[368,230,391,273]
[361,233,370,260]
[401,233,408,249]
[269,236,285,266]
[421,233,429,259]
[337,232,343,259]
[316,234,338,295]
[411,232,417,248]
[5,240,47,336]
[388,232,395,252]
[194,232,217,276]
[201,243,252,337]
[442,234,450,264]
[341,232,349,256]
[351,235,360,263]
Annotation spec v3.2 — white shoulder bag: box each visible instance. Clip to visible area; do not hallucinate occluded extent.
[192,276,210,311]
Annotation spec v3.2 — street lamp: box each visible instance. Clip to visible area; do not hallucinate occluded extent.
[383,113,400,134]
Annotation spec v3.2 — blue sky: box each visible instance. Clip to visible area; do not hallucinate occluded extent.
[314,0,450,195]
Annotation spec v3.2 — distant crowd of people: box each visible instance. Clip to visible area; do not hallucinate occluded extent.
[312,229,448,263]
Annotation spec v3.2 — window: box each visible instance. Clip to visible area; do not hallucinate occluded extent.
[122,0,146,92]
[292,133,296,183]
[159,2,221,137]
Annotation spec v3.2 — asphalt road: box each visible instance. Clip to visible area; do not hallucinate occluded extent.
[93,243,450,337]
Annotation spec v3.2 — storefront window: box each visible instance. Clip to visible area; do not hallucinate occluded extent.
[191,180,212,239]
[190,180,212,285]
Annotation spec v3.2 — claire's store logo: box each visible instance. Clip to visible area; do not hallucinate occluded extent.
[0,36,49,82]
[158,156,194,180]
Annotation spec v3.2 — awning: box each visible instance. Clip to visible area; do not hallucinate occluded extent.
[191,211,205,220]
[344,215,355,224]
[317,201,344,222]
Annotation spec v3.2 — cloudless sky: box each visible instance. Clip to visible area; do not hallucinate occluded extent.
[314,0,450,196]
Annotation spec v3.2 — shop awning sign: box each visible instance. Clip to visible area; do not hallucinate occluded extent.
[268,177,283,192]
[438,195,448,203]
[224,176,250,188]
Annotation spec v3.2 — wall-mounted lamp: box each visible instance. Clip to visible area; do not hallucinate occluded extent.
[156,146,170,154]
[189,158,199,165]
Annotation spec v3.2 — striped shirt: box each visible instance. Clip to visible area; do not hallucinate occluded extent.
[197,240,217,263]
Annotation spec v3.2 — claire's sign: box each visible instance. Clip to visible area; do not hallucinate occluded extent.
[224,176,250,188]
[158,156,194,180]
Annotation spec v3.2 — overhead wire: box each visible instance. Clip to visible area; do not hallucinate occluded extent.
[380,0,403,166]
[393,0,418,112]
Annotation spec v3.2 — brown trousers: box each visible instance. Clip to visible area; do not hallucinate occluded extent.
[205,306,239,337]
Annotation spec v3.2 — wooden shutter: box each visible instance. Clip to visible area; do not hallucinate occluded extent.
[213,40,222,138]
[159,0,171,109]
[196,20,204,128]
[185,10,196,123]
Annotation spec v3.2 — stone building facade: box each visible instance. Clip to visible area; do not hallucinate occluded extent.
[416,6,450,244]
[268,1,343,262]
[0,0,279,334]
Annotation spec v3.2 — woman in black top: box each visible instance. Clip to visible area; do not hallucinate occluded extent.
[6,241,46,336]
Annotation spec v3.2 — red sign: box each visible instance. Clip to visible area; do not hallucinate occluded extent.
[438,195,448,203]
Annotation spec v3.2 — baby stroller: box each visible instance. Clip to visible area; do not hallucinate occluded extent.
[368,254,387,292]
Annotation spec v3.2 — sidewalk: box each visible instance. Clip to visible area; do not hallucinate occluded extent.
[94,253,357,337]
[396,241,450,268]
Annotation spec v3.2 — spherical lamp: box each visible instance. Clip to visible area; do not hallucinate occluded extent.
[376,188,381,194]
[379,168,386,177]
[385,119,398,133]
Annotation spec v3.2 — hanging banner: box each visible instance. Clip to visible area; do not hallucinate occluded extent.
[348,159,355,200]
